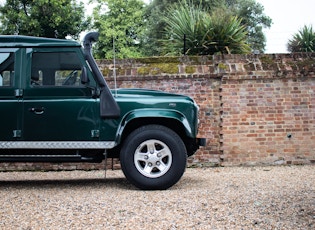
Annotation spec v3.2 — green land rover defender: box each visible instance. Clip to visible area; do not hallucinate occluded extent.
[0,32,205,190]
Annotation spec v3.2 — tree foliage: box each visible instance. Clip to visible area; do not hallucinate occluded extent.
[0,0,88,39]
[229,0,272,53]
[162,1,250,55]
[287,25,315,52]
[143,0,191,55]
[92,0,146,59]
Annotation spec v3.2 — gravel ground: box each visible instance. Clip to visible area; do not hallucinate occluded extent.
[0,165,314,229]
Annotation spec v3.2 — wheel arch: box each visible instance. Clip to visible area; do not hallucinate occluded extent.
[122,109,193,138]
[108,110,195,158]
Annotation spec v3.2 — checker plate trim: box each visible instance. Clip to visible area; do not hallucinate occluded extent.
[0,141,115,149]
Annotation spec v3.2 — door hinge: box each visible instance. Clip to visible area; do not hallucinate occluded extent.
[15,89,23,97]
[91,130,100,138]
[13,130,22,138]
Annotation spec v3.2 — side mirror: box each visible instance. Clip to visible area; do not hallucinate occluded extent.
[80,66,89,84]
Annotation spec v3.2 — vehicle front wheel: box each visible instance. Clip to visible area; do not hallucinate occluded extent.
[120,125,187,190]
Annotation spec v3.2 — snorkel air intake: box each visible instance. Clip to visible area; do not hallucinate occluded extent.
[83,32,120,118]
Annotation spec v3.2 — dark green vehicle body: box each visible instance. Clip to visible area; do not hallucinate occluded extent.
[0,33,205,189]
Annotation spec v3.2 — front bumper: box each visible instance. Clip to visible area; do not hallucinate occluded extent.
[187,138,207,157]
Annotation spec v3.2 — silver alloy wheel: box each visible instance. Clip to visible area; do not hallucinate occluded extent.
[134,139,172,178]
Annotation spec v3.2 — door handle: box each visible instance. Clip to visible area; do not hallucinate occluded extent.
[29,107,45,115]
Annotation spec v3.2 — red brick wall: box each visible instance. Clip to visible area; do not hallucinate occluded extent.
[220,77,314,165]
[0,53,314,171]
[100,53,315,166]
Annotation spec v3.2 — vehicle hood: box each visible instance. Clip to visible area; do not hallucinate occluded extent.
[112,88,194,102]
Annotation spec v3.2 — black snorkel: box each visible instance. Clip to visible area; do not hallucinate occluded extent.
[83,32,120,118]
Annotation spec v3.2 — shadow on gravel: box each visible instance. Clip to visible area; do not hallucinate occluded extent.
[0,176,203,191]
[0,169,204,191]
[0,177,135,190]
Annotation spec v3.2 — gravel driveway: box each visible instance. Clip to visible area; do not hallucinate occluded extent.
[0,165,314,229]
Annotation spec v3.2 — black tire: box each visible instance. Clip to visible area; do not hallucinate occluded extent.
[120,125,187,190]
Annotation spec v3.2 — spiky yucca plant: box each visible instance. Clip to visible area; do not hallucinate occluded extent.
[205,8,251,54]
[161,2,210,55]
[287,25,315,52]
[161,1,250,55]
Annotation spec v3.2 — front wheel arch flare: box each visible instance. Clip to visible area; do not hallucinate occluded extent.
[117,110,195,143]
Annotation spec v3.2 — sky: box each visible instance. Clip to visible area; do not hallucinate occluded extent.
[256,0,315,53]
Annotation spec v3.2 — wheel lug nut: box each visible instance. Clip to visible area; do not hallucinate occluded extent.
[144,155,149,160]
[148,163,152,167]
[157,153,162,157]
[156,161,160,166]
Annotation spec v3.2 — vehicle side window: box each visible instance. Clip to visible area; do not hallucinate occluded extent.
[31,52,83,87]
[0,53,14,87]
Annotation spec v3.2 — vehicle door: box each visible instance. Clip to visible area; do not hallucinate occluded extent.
[0,49,22,141]
[22,48,99,141]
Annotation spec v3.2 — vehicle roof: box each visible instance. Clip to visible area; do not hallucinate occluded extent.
[0,35,81,48]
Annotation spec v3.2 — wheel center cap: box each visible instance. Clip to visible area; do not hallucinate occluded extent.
[148,154,159,163]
